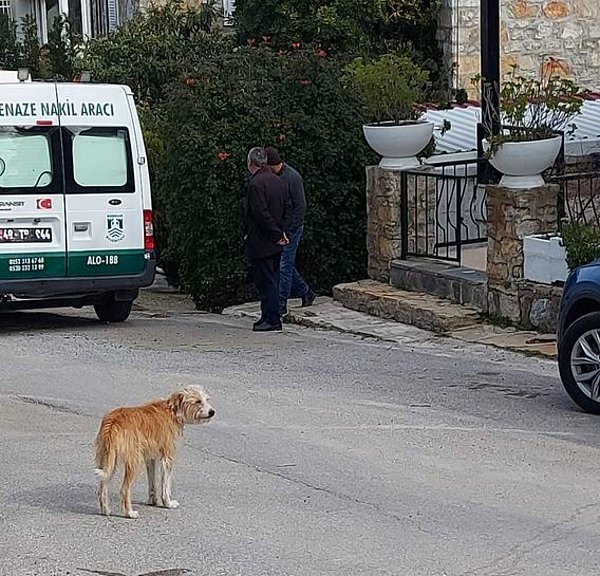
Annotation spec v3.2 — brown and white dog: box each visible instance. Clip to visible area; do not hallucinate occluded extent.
[94,386,215,518]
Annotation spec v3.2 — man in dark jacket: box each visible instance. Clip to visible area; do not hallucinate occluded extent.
[245,147,290,332]
[265,147,315,316]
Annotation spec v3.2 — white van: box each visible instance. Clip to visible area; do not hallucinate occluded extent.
[0,79,156,322]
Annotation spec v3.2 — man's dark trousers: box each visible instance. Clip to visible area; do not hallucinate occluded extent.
[252,253,282,326]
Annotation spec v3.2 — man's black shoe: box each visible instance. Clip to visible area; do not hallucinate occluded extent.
[252,321,282,332]
[301,290,316,307]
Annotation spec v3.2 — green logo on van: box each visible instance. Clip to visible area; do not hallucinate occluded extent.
[106,214,125,243]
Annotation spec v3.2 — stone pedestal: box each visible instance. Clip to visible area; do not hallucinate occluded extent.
[366,166,402,281]
[486,184,559,321]
[366,165,437,281]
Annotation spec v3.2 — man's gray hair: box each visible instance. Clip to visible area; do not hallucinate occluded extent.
[247,147,268,167]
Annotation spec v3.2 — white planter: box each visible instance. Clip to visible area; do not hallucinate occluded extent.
[363,121,434,170]
[483,136,562,189]
[523,234,568,284]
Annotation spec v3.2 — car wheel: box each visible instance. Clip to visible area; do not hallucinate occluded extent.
[558,311,600,414]
[94,296,133,323]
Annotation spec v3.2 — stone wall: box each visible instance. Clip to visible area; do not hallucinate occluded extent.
[517,280,563,332]
[365,167,564,333]
[441,0,600,94]
[486,183,560,323]
[366,167,403,282]
[366,166,439,281]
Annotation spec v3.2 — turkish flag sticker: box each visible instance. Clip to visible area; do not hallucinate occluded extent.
[36,198,52,210]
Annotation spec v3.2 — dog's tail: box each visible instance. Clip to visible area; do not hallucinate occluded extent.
[94,422,118,481]
[94,467,110,480]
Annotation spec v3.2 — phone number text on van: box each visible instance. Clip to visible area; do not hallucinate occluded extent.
[8,257,46,272]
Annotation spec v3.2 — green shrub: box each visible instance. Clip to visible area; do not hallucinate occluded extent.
[0,13,81,80]
[82,4,374,310]
[82,1,222,102]
[562,222,600,270]
[148,46,373,310]
[342,53,429,124]
[231,0,458,105]
[233,0,441,62]
[0,13,20,69]
[45,15,82,79]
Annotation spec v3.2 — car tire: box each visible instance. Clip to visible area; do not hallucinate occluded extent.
[558,311,600,414]
[94,297,133,323]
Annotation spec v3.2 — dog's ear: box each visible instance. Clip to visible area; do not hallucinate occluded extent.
[168,390,185,416]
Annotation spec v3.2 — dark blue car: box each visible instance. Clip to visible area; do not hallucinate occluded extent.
[558,261,600,413]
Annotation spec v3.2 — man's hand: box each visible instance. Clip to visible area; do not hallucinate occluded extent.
[277,233,290,246]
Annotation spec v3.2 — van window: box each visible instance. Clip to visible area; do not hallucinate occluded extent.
[0,128,57,191]
[65,127,134,193]
[73,130,128,187]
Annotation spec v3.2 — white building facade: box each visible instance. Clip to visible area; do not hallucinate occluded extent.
[5,0,232,43]
[6,0,135,42]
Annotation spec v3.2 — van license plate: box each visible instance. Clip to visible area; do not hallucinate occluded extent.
[0,227,52,243]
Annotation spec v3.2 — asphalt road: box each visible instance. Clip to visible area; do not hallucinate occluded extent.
[0,296,598,576]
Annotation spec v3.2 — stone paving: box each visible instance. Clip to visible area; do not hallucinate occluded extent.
[223,297,557,359]
[148,267,557,359]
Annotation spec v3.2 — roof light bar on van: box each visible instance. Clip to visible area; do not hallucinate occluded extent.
[36,120,53,126]
[17,68,29,82]
[144,210,154,250]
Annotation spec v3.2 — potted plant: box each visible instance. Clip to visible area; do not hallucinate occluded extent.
[343,53,433,170]
[523,223,600,284]
[562,222,600,270]
[479,65,583,189]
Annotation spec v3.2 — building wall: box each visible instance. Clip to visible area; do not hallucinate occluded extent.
[441,0,600,95]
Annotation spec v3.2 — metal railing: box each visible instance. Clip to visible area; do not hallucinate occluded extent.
[400,159,488,263]
[397,133,576,265]
[552,170,600,229]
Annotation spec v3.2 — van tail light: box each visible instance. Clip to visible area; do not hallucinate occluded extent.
[144,210,154,250]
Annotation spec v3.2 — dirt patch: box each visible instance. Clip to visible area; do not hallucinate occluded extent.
[136,290,198,315]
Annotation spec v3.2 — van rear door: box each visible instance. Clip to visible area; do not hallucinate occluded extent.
[0,84,66,281]
[56,85,146,278]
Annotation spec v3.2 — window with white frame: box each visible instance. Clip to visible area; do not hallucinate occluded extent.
[0,0,12,16]
[223,0,234,26]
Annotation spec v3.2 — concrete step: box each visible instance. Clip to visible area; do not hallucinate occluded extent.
[390,258,487,312]
[333,279,482,334]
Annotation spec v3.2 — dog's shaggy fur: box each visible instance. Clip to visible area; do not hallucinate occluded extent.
[94,386,215,518]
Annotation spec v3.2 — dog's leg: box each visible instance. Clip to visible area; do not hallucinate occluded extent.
[146,459,158,506]
[95,433,117,516]
[120,462,139,519]
[97,473,111,516]
[160,457,179,509]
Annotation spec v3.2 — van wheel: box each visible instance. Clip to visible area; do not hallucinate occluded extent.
[94,297,133,323]
[558,311,600,414]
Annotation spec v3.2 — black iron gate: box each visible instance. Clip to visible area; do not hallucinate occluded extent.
[399,159,488,263]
